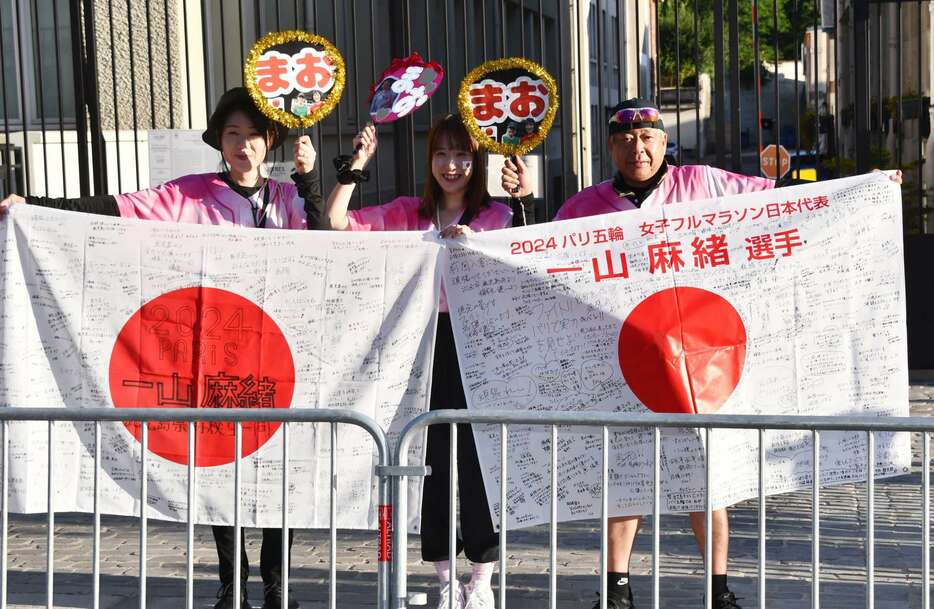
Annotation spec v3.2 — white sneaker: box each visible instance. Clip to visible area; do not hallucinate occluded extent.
[463,583,495,609]
[437,581,465,609]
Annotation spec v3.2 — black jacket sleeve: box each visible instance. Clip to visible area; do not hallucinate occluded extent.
[294,169,328,230]
[510,194,536,227]
[25,194,120,217]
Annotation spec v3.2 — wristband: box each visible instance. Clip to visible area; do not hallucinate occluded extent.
[333,155,370,185]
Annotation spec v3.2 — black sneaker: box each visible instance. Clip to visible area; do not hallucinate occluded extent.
[590,590,634,609]
[261,583,300,609]
[712,592,742,609]
[214,582,251,609]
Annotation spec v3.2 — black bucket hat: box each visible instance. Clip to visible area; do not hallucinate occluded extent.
[201,87,289,151]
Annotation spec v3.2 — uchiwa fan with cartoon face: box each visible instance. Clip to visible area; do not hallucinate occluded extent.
[458,57,558,157]
[244,30,346,130]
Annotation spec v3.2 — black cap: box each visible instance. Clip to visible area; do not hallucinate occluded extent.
[607,97,665,135]
[202,87,289,151]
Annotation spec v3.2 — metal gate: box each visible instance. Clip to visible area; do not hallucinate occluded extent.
[0,0,929,358]
[0,1,927,219]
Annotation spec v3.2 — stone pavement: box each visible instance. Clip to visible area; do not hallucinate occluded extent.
[3,383,934,609]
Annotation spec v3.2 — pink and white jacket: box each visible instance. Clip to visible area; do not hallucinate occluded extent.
[346,196,513,311]
[115,173,308,229]
[554,164,774,220]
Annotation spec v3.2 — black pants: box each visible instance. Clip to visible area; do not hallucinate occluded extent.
[212,526,294,587]
[419,313,498,563]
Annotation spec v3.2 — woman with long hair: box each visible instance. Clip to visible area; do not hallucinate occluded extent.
[323,114,534,609]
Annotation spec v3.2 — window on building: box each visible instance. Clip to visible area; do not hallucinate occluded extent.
[0,0,76,129]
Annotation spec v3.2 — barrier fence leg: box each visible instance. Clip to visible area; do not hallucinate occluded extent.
[282,422,290,609]
[652,427,660,609]
[600,426,608,609]
[391,442,412,609]
[499,424,508,609]
[330,424,338,609]
[187,422,196,609]
[47,421,54,609]
[866,431,875,609]
[376,476,394,609]
[378,448,391,609]
[448,424,457,609]
[549,425,557,609]
[233,422,242,609]
[812,430,820,609]
[758,428,765,609]
[93,421,102,609]
[1,420,7,609]
[923,431,930,609]
[139,422,148,609]
[704,427,711,609]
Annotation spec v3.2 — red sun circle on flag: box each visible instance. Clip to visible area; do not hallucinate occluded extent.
[617,286,746,414]
[109,287,295,467]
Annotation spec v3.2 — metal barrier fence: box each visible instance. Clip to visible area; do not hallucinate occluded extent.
[2,407,932,609]
[391,409,934,609]
[0,407,392,609]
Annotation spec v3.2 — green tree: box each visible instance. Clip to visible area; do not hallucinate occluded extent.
[657,0,820,87]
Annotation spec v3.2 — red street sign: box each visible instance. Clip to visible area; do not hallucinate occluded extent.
[760,144,790,179]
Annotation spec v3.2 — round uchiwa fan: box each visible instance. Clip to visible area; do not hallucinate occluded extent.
[244,30,346,129]
[458,57,558,157]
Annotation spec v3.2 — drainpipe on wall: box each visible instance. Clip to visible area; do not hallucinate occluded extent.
[567,0,592,190]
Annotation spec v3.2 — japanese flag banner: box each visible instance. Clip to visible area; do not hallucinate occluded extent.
[0,206,440,530]
[443,174,910,527]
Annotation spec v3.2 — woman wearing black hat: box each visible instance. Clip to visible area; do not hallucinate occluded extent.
[0,87,320,609]
[0,87,323,236]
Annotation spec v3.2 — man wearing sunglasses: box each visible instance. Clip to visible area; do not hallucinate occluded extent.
[503,98,773,609]
[502,98,904,609]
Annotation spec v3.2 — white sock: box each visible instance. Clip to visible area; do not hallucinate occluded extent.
[469,561,495,589]
[434,560,453,586]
